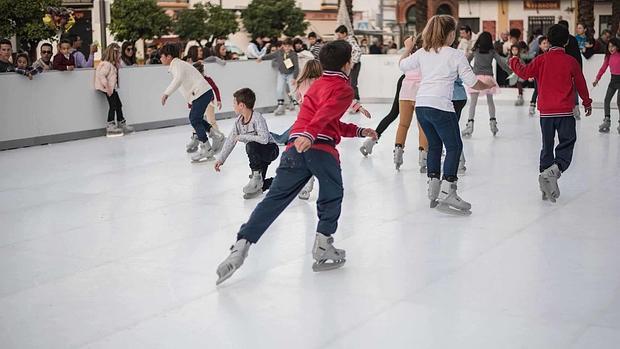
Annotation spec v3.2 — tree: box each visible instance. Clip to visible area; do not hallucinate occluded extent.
[415,0,428,34]
[0,0,61,60]
[174,3,210,46]
[109,0,171,44]
[204,3,238,40]
[611,0,620,39]
[577,0,594,36]
[242,0,308,38]
[343,0,353,26]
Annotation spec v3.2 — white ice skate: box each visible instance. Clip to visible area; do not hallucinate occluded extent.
[394,146,404,171]
[489,118,498,136]
[274,104,286,116]
[528,104,536,117]
[106,121,123,138]
[186,133,199,153]
[118,120,134,135]
[573,105,581,120]
[428,178,441,208]
[243,171,263,199]
[312,233,346,272]
[538,164,561,203]
[599,117,611,133]
[458,152,467,174]
[435,180,472,216]
[348,99,360,114]
[190,141,215,162]
[298,177,314,200]
[462,120,474,137]
[515,95,524,106]
[418,149,427,173]
[359,138,377,157]
[209,128,226,154]
[215,239,251,285]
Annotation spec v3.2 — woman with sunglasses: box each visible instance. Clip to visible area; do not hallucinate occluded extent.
[120,42,136,67]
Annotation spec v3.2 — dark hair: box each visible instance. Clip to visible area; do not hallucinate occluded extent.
[59,38,71,46]
[160,43,180,58]
[192,61,204,74]
[308,32,317,39]
[509,28,521,39]
[69,34,81,45]
[319,40,351,71]
[293,38,303,46]
[557,20,569,29]
[282,38,293,46]
[214,43,228,59]
[473,31,494,53]
[460,25,472,34]
[121,41,137,65]
[532,28,543,36]
[509,44,521,57]
[335,25,348,35]
[233,88,256,109]
[16,52,30,65]
[184,45,201,62]
[601,29,612,36]
[538,35,548,45]
[606,38,620,57]
[40,43,53,51]
[548,24,569,47]
[0,38,11,47]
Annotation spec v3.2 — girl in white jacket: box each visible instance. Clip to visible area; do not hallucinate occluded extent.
[95,43,134,137]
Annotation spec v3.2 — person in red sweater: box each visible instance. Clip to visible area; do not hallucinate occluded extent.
[52,39,75,71]
[215,40,378,285]
[509,24,592,203]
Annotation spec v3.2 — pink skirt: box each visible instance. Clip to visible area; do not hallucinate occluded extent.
[399,79,420,101]
[466,74,499,95]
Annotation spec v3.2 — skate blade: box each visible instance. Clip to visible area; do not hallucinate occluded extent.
[430,200,439,208]
[312,259,346,272]
[106,133,124,138]
[435,203,472,216]
[186,148,198,153]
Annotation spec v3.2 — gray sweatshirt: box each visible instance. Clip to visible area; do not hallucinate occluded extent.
[468,49,511,76]
[217,111,276,164]
[261,50,299,77]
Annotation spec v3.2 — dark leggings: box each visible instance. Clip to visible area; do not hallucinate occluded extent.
[376,75,406,137]
[103,91,124,123]
[531,81,538,104]
[453,99,467,121]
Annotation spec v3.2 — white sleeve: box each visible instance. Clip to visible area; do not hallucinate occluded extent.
[456,51,478,87]
[217,122,240,164]
[399,51,419,72]
[163,61,182,96]
[237,114,270,144]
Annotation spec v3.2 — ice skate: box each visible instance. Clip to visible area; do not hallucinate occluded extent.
[538,164,561,203]
[298,177,314,200]
[274,104,286,116]
[243,171,263,199]
[458,153,466,174]
[359,137,377,157]
[348,99,360,114]
[287,100,297,111]
[394,146,404,171]
[106,121,123,138]
[489,118,498,136]
[427,178,441,208]
[514,95,524,106]
[190,141,215,162]
[312,233,346,272]
[209,128,226,154]
[573,105,581,120]
[435,180,472,216]
[215,239,251,285]
[528,103,536,117]
[598,117,611,133]
[186,133,199,153]
[462,120,474,137]
[418,149,427,173]
[118,120,134,135]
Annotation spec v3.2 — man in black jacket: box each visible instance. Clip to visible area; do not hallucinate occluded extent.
[558,20,582,119]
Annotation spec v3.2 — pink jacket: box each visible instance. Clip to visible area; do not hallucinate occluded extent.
[95,61,118,95]
[596,52,620,81]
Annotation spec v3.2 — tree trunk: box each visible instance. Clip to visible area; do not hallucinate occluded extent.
[416,0,428,35]
[577,0,594,36]
[345,0,353,26]
[612,0,620,38]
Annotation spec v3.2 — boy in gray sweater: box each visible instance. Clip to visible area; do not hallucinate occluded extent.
[215,88,279,199]
[258,38,299,115]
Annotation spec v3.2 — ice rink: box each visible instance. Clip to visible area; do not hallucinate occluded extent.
[1,102,619,348]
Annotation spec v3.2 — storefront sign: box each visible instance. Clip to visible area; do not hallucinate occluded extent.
[523,1,560,10]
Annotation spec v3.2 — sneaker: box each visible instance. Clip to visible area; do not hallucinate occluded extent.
[106,122,123,138]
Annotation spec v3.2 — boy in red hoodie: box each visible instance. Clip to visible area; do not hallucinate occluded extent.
[215,40,378,285]
[509,24,592,202]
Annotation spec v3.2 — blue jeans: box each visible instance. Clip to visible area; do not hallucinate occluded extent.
[237,148,343,243]
[189,90,214,142]
[539,116,576,173]
[416,107,463,181]
[276,72,296,102]
[270,126,292,145]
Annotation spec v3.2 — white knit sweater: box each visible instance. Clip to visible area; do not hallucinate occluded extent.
[163,58,211,103]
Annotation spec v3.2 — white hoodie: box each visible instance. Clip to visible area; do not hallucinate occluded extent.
[163,58,211,103]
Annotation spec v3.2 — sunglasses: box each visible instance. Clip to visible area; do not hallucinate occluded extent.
[125,47,134,51]
[41,50,52,54]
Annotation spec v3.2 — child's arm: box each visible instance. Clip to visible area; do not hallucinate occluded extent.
[204,56,226,66]
[259,52,277,61]
[162,61,182,102]
[297,88,354,142]
[494,51,512,74]
[399,41,419,72]
[238,114,271,144]
[594,55,610,85]
[572,61,592,115]
[215,124,239,170]
[509,55,539,80]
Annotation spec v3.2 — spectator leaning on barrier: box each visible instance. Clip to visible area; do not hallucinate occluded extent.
[52,39,75,71]
[120,42,136,67]
[369,37,382,54]
[14,52,42,80]
[70,34,96,68]
[32,43,54,71]
[246,36,270,59]
[595,29,612,54]
[145,44,161,64]
[0,38,15,73]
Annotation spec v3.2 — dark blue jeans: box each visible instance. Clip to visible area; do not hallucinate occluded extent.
[238,148,344,243]
[416,106,463,181]
[270,126,292,145]
[539,116,576,173]
[189,90,214,142]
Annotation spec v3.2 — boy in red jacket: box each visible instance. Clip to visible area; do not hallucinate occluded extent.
[215,40,378,285]
[509,24,592,202]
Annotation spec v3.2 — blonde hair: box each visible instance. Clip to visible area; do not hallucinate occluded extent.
[296,59,323,86]
[102,43,121,64]
[422,15,457,52]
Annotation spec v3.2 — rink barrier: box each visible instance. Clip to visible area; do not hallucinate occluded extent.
[0,54,615,151]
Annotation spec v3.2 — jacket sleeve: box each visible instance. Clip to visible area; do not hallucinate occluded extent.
[300,87,354,142]
[572,61,592,108]
[163,61,182,96]
[595,55,610,81]
[456,52,478,87]
[261,52,276,61]
[399,51,419,73]
[205,76,221,102]
[238,114,271,144]
[509,56,539,80]
[217,121,240,164]
[339,122,364,138]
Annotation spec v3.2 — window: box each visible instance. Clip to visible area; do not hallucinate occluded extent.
[599,15,613,36]
[406,5,416,36]
[436,4,452,15]
[528,16,554,41]
[459,18,480,34]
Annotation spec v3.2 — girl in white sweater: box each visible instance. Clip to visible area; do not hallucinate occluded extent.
[160,44,225,162]
[399,15,492,215]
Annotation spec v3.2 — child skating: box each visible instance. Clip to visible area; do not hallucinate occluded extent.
[400,15,493,216]
[593,38,620,133]
[258,38,299,115]
[214,88,279,199]
[215,40,378,285]
[528,36,550,117]
[159,44,225,162]
[509,24,592,202]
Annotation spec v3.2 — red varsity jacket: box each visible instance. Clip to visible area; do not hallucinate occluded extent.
[509,47,591,117]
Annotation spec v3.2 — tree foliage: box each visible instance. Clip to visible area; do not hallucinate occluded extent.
[242,0,308,38]
[174,3,238,45]
[109,0,171,43]
[0,0,61,48]
[204,3,238,39]
[577,0,594,36]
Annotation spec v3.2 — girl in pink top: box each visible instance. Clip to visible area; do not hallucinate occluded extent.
[593,38,620,133]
